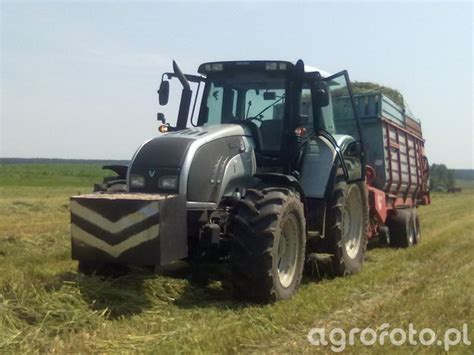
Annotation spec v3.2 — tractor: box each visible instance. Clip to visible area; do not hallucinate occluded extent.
[71,59,371,303]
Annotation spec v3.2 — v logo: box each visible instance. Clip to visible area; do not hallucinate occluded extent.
[149,170,156,177]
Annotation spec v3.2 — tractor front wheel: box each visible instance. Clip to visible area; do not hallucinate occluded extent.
[231,186,306,303]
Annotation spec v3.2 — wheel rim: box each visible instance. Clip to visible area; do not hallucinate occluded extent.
[408,221,414,245]
[277,213,300,288]
[415,216,420,243]
[342,185,363,259]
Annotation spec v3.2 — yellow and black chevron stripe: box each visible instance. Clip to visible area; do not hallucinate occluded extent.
[70,195,161,264]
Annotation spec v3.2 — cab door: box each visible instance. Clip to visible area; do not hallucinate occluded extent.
[319,71,364,182]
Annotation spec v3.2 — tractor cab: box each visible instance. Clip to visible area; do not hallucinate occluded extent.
[158,60,364,181]
[196,61,293,156]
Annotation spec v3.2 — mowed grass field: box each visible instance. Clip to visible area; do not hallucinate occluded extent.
[0,164,473,353]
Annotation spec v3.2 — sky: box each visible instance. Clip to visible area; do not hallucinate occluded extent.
[1,1,472,168]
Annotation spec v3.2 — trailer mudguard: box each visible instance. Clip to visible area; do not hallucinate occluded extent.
[70,193,187,266]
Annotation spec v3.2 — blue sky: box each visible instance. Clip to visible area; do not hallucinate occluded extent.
[1,1,472,168]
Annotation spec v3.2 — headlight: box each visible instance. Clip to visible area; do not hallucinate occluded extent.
[158,175,178,190]
[130,174,145,188]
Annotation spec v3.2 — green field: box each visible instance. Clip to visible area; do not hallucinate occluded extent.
[0,164,473,353]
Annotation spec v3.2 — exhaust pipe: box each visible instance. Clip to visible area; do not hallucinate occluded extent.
[173,60,191,91]
[173,60,192,129]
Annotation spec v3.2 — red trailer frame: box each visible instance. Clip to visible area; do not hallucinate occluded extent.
[366,118,430,240]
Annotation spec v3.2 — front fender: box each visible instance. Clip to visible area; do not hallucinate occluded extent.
[254,173,306,201]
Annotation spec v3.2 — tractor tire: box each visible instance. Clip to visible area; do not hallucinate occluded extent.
[93,178,127,193]
[231,186,306,303]
[411,208,421,245]
[78,260,98,276]
[387,209,414,248]
[325,175,369,276]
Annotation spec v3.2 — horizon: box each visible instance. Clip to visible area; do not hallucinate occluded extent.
[2,157,474,171]
[1,2,473,169]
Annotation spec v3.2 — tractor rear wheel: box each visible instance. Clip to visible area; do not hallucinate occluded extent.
[231,186,306,303]
[387,209,414,248]
[325,176,369,276]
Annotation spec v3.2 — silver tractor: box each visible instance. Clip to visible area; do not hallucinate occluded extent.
[71,59,368,303]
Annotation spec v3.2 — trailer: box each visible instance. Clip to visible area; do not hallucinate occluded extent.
[352,93,430,246]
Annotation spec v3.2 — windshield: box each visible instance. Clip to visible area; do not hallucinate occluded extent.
[199,73,286,152]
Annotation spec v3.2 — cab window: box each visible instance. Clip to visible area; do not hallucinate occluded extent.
[321,72,360,140]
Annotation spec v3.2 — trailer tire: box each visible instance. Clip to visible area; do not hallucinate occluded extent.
[378,226,391,247]
[325,176,369,276]
[387,209,414,248]
[410,208,421,245]
[231,186,306,303]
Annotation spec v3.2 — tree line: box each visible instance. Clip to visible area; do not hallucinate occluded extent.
[430,164,456,191]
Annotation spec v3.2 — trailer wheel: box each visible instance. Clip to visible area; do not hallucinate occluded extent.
[231,187,306,303]
[325,176,369,276]
[387,209,414,248]
[378,226,391,247]
[411,208,421,245]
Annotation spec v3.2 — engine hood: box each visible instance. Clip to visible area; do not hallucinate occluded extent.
[165,124,251,141]
[128,124,255,200]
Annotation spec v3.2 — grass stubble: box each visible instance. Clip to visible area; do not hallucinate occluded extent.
[0,164,472,353]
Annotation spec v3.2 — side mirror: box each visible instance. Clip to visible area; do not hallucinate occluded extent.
[313,81,330,108]
[158,80,169,106]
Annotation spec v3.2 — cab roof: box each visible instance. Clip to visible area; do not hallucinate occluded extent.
[197,60,332,78]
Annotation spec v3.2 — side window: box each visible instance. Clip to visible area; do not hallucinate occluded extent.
[205,83,223,125]
[300,87,314,135]
[322,73,360,140]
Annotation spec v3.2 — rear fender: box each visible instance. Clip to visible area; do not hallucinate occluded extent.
[299,135,337,198]
[299,134,357,199]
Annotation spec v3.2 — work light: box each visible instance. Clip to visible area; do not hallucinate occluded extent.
[158,176,178,190]
[130,174,145,188]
